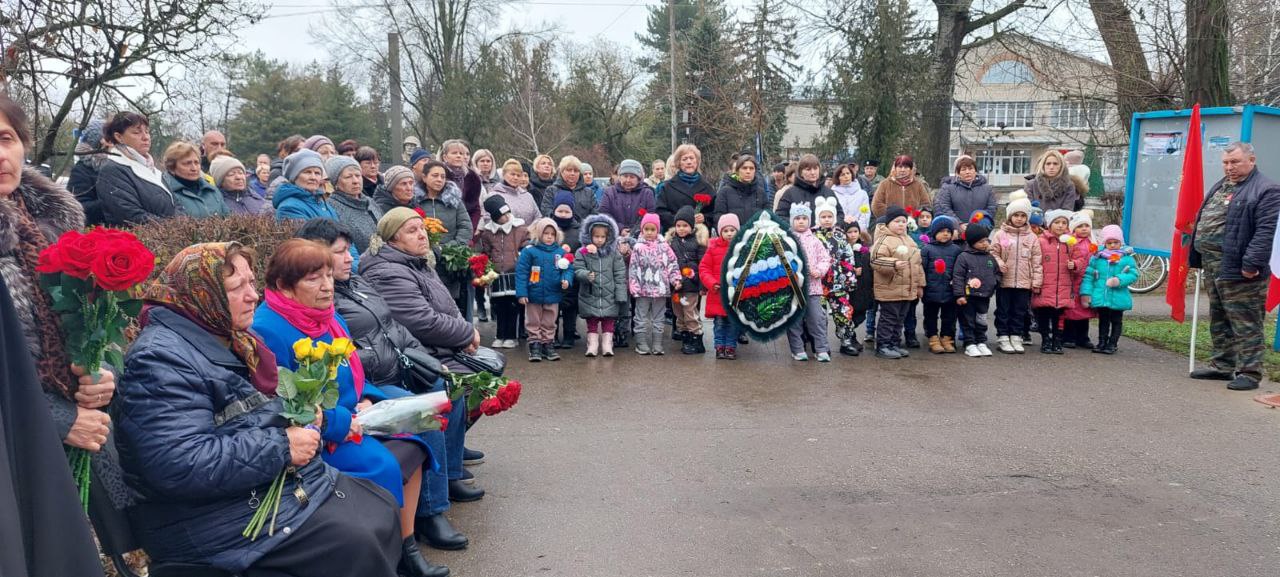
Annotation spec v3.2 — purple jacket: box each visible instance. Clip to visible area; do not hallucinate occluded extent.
[598,182,656,234]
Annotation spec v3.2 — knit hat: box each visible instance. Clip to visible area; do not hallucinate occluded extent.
[640,212,661,232]
[789,202,812,221]
[283,149,324,182]
[376,207,423,243]
[674,205,697,227]
[383,165,415,192]
[1069,210,1093,231]
[617,159,644,179]
[964,223,991,244]
[1005,189,1031,218]
[717,213,740,234]
[409,148,432,168]
[1044,209,1073,227]
[581,163,594,174]
[483,194,511,222]
[879,205,908,225]
[773,162,788,173]
[303,134,335,152]
[814,196,838,220]
[209,155,246,188]
[1101,225,1124,244]
[1029,205,1045,227]
[928,215,957,236]
[75,119,105,155]
[553,190,576,210]
[325,155,360,185]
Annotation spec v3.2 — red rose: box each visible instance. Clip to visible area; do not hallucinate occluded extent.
[55,230,96,279]
[479,396,505,416]
[638,208,647,216]
[89,234,156,291]
[694,194,712,205]
[414,207,427,218]
[35,242,66,275]
[496,381,521,409]
[437,398,453,415]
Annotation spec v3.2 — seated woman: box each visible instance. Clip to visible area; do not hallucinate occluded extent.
[116,243,402,576]
[297,218,470,553]
[359,208,486,504]
[161,141,229,218]
[252,239,445,577]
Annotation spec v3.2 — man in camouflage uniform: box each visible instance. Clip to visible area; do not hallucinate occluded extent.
[1188,142,1280,390]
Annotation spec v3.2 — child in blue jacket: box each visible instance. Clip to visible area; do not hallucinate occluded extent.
[517,217,574,361]
[1080,225,1138,355]
[920,215,964,353]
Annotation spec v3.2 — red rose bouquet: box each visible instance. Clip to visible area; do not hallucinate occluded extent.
[693,193,712,212]
[447,372,522,422]
[469,254,499,287]
[36,227,155,510]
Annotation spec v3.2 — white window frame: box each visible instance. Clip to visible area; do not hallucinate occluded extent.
[974,101,1035,130]
[975,148,1031,176]
[1051,100,1108,130]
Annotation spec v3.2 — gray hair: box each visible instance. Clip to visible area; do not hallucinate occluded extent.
[438,139,469,157]
[1225,141,1256,156]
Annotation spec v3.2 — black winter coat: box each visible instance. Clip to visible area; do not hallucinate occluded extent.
[334,274,432,385]
[667,229,707,293]
[656,174,716,230]
[360,245,475,358]
[951,248,1001,299]
[1189,168,1280,281]
[933,175,996,223]
[117,307,336,572]
[775,179,842,224]
[96,154,176,226]
[920,240,964,303]
[714,174,770,226]
[67,154,109,226]
[539,178,598,223]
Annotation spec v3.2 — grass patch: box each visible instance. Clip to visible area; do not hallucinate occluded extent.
[1125,318,1280,381]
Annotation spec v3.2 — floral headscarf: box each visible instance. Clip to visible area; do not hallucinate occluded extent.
[143,242,278,394]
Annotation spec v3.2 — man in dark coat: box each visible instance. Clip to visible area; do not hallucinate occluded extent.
[1188,142,1280,391]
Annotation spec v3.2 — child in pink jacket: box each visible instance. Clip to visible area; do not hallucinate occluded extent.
[1033,209,1088,354]
[989,190,1043,354]
[786,201,834,361]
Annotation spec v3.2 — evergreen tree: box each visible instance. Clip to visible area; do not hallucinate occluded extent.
[740,0,798,161]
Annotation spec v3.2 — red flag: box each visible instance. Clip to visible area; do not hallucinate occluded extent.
[1167,104,1203,322]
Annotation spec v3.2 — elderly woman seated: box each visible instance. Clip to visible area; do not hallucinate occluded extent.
[252,239,446,577]
[116,243,402,576]
[360,208,487,504]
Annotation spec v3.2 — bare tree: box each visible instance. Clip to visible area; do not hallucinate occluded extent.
[0,0,262,166]
[1186,0,1233,106]
[496,37,571,158]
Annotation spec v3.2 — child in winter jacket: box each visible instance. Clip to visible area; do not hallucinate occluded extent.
[952,223,1001,356]
[667,206,708,354]
[1063,210,1098,348]
[1032,209,1088,354]
[870,205,924,359]
[614,236,636,349]
[474,195,529,349]
[909,207,933,247]
[574,214,628,357]
[787,202,834,361]
[628,213,682,355]
[1081,225,1139,355]
[516,218,573,362]
[551,192,582,350]
[920,215,963,354]
[814,198,859,356]
[701,214,740,359]
[988,190,1043,354]
[845,220,874,354]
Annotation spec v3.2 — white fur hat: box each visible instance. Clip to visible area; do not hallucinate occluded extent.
[814,196,839,219]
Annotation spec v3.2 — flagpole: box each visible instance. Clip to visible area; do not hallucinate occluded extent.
[1189,271,1201,373]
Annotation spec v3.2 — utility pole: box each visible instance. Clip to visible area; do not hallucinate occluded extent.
[388,32,404,163]
[668,0,678,151]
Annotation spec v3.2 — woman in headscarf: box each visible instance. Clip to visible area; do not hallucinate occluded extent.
[273,149,338,222]
[1024,149,1081,211]
[372,165,420,214]
[118,243,404,576]
[96,111,176,225]
[252,239,444,577]
[0,94,107,577]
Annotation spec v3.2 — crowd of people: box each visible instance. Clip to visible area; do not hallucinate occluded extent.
[3,88,1274,577]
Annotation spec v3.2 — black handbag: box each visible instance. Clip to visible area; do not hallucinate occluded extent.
[398,347,446,394]
[452,346,506,376]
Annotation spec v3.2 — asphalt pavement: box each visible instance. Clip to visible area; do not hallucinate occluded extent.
[434,322,1280,577]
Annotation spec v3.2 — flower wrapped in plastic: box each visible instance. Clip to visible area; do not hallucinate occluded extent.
[357,391,453,436]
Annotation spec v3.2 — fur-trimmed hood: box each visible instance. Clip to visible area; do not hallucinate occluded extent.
[0,168,86,255]
[664,222,709,247]
[579,213,619,256]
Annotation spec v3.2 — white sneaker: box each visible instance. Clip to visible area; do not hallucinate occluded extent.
[977,343,993,356]
[503,339,519,349]
[965,344,982,357]
[490,339,505,348]
[996,335,1015,354]
[793,352,809,361]
[1010,335,1025,354]
[816,352,831,362]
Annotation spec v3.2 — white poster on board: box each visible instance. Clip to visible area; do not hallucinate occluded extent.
[1141,131,1183,155]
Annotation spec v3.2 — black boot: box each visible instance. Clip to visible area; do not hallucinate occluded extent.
[1103,336,1119,354]
[528,342,542,362]
[398,536,450,577]
[615,329,629,348]
[448,479,485,502]
[904,333,921,349]
[1040,337,1053,354]
[693,333,706,353]
[1051,337,1065,354]
[542,342,561,361]
[840,337,860,356]
[415,514,469,550]
[1092,337,1109,354]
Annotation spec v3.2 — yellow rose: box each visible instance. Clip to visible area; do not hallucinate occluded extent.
[328,365,339,380]
[292,338,315,362]
[330,337,354,357]
[311,341,331,363]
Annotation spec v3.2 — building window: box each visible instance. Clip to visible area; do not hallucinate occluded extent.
[1051,101,1108,129]
[974,101,1035,129]
[975,148,1031,175]
[1102,148,1128,177]
[981,60,1034,85]
[949,148,963,170]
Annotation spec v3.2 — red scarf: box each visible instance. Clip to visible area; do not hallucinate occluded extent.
[264,289,365,398]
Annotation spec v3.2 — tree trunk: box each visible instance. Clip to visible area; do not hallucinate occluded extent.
[920,2,970,187]
[1186,0,1233,106]
[1089,0,1167,133]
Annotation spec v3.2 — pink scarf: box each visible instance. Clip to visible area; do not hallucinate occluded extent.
[264,289,365,398]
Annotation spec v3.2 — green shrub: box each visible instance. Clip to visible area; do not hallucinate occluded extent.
[131,214,300,287]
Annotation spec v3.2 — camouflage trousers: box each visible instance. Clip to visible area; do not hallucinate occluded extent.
[1205,265,1267,381]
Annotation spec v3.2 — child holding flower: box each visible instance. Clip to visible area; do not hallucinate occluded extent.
[1081,225,1139,354]
[666,206,708,354]
[870,206,923,359]
[516,218,574,362]
[815,199,859,356]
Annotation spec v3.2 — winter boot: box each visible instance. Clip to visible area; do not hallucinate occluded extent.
[585,333,600,357]
[692,333,706,354]
[724,346,737,360]
[615,328,629,348]
[528,342,542,363]
[1040,335,1053,354]
[398,536,450,577]
[1092,337,1108,353]
[840,337,860,356]
[542,342,561,361]
[601,333,615,357]
[928,335,944,354]
[940,336,957,353]
[680,333,698,354]
[904,333,921,349]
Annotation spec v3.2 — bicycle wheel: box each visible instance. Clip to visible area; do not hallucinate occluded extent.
[1129,254,1168,294]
